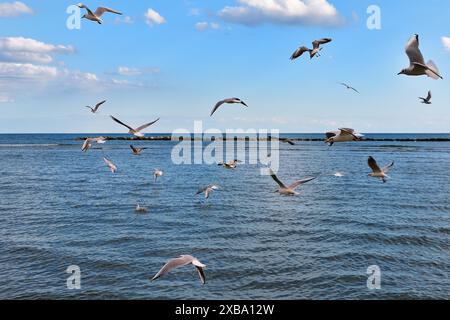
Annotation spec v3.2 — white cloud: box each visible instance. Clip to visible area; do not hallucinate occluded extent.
[0,1,33,17]
[441,36,450,51]
[0,37,74,64]
[0,62,58,78]
[219,0,341,26]
[145,8,166,26]
[195,22,220,31]
[116,66,160,76]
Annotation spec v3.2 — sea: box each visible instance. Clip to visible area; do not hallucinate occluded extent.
[0,133,449,299]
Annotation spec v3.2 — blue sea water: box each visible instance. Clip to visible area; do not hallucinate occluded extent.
[0,133,449,300]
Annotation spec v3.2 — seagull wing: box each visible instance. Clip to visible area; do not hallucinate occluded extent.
[211,99,227,116]
[95,7,122,17]
[382,161,395,174]
[290,46,310,60]
[93,100,106,112]
[368,156,382,173]
[136,118,160,132]
[130,145,138,153]
[81,139,91,152]
[413,62,443,80]
[270,169,286,188]
[288,177,317,190]
[195,266,206,285]
[151,256,194,281]
[78,4,95,16]
[339,128,358,138]
[426,91,432,101]
[312,38,332,49]
[326,131,337,139]
[110,115,134,131]
[405,34,425,65]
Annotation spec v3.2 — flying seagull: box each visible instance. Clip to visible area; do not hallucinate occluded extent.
[153,169,163,182]
[325,128,364,146]
[77,3,122,24]
[368,156,394,183]
[110,115,160,137]
[279,138,296,146]
[103,157,117,173]
[290,38,332,60]
[269,169,317,196]
[210,98,248,117]
[218,159,242,169]
[419,90,432,104]
[130,145,147,155]
[84,100,106,114]
[339,83,359,93]
[151,255,206,285]
[196,185,219,199]
[81,136,106,152]
[398,34,443,80]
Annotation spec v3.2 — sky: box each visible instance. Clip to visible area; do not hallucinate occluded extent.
[0,0,449,133]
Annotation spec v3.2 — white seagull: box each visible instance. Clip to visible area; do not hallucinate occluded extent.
[398,34,443,80]
[153,169,163,182]
[291,38,332,60]
[419,90,432,104]
[110,115,160,137]
[339,83,359,93]
[218,159,242,169]
[325,128,364,146]
[135,204,148,213]
[77,3,122,24]
[103,157,117,173]
[196,185,219,199]
[269,169,317,196]
[81,136,107,152]
[368,156,394,183]
[151,255,206,285]
[84,100,106,114]
[210,98,248,117]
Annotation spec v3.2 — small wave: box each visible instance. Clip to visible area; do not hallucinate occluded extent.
[0,144,64,148]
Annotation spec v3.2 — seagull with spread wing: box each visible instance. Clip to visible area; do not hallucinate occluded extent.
[419,90,432,104]
[210,98,248,117]
[153,169,163,182]
[84,100,106,114]
[81,136,106,152]
[130,145,147,155]
[368,156,394,183]
[279,138,296,146]
[339,83,359,93]
[398,34,443,80]
[325,128,364,146]
[103,157,117,173]
[218,159,242,170]
[110,115,160,137]
[77,3,122,24]
[196,185,219,199]
[269,169,317,196]
[151,255,206,285]
[290,38,332,60]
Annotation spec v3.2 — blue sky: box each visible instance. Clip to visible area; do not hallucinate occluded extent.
[0,0,449,133]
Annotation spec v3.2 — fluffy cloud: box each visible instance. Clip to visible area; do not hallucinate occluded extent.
[441,36,450,51]
[0,1,33,17]
[145,8,166,26]
[195,22,220,31]
[116,66,160,76]
[0,37,74,64]
[219,0,341,26]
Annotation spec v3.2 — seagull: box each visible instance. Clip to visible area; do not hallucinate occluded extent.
[339,83,359,93]
[77,3,122,24]
[368,156,394,183]
[419,90,432,104]
[130,145,147,155]
[135,204,148,213]
[110,115,160,137]
[279,138,296,146]
[269,169,317,196]
[210,98,248,117]
[81,136,107,152]
[218,159,242,169]
[196,185,219,199]
[333,172,345,177]
[103,157,117,173]
[151,255,206,285]
[325,128,364,146]
[398,34,443,80]
[84,100,106,114]
[290,38,332,60]
[153,169,163,182]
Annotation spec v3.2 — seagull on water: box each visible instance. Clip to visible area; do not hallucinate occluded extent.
[151,255,206,285]
[130,145,147,155]
[339,83,359,93]
[325,128,364,146]
[135,204,148,213]
[81,136,106,152]
[103,157,117,173]
[210,98,248,117]
[368,156,394,183]
[84,100,106,114]
[77,3,122,24]
[153,169,163,182]
[419,90,432,104]
[196,185,219,199]
[398,34,443,80]
[218,159,242,169]
[110,115,160,137]
[290,38,332,60]
[269,169,317,196]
